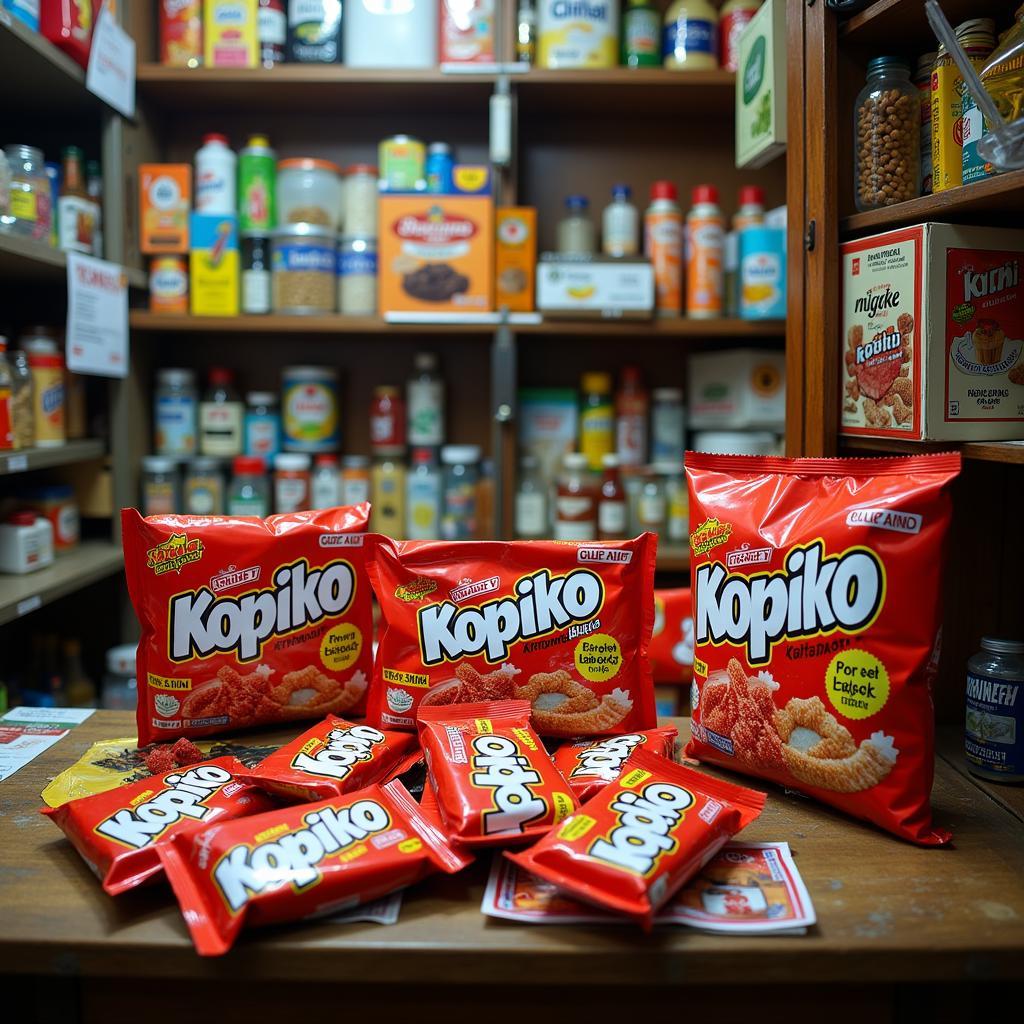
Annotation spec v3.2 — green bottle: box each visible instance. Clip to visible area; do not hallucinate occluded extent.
[622,0,661,68]
[238,134,277,232]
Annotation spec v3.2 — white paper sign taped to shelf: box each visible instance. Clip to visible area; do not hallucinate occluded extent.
[66,252,129,378]
[86,2,136,118]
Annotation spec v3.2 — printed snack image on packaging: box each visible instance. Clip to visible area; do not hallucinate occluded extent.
[366,535,658,735]
[41,756,273,896]
[507,748,766,929]
[418,701,577,846]
[237,715,418,803]
[122,505,374,746]
[685,452,961,844]
[159,779,471,956]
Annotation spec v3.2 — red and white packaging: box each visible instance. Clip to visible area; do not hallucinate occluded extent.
[650,587,694,683]
[552,727,678,802]
[685,452,960,844]
[159,0,203,66]
[439,0,495,64]
[841,222,1024,441]
[122,505,374,746]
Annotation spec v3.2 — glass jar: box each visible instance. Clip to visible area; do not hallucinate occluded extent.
[241,232,272,314]
[276,158,342,228]
[341,454,371,506]
[184,457,225,515]
[228,455,270,516]
[199,367,244,457]
[155,368,198,457]
[141,455,179,516]
[271,223,337,314]
[557,195,595,255]
[2,145,50,242]
[441,444,480,541]
[515,453,548,539]
[274,452,311,513]
[554,451,597,541]
[965,637,1024,783]
[10,349,33,450]
[854,57,920,212]
[244,390,281,460]
[636,468,667,536]
[338,235,377,315]
[311,453,341,509]
[343,163,378,237]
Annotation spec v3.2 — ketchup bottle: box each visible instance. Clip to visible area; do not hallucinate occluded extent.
[598,453,628,540]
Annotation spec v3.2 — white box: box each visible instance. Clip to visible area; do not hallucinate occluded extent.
[688,348,786,430]
[343,0,438,68]
[841,223,1024,441]
[536,256,654,318]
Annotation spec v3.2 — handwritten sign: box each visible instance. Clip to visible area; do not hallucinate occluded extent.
[66,252,129,378]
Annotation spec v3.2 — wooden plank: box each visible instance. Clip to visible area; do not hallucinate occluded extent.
[938,726,1024,825]
[0,439,105,476]
[0,234,147,289]
[841,0,990,50]
[2,713,1023,984]
[842,437,1024,465]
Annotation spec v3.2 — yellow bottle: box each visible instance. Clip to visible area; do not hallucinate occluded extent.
[663,0,719,71]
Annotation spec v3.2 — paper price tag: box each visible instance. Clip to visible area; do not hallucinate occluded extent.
[66,252,129,378]
[86,2,136,118]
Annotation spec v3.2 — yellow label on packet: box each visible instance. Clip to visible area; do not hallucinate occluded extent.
[825,649,890,720]
[620,768,652,789]
[552,791,575,823]
[148,672,192,691]
[559,814,595,841]
[382,667,430,688]
[474,718,494,735]
[320,623,362,671]
[574,632,622,682]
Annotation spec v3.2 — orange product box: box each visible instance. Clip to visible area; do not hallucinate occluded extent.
[140,165,191,254]
[495,207,536,312]
[440,0,495,63]
[378,193,494,314]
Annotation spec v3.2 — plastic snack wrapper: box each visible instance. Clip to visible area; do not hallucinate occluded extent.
[551,727,678,802]
[684,453,960,844]
[367,534,657,736]
[650,587,695,683]
[122,505,374,746]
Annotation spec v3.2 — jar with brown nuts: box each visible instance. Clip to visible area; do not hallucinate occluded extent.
[854,57,920,212]
[271,223,337,315]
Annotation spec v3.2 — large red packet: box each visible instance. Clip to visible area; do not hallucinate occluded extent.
[366,535,657,736]
[41,757,272,895]
[684,453,961,845]
[158,779,472,956]
[507,748,765,929]
[122,505,374,746]
[650,588,694,683]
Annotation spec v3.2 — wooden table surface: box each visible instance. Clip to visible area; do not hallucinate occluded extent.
[1,712,1023,989]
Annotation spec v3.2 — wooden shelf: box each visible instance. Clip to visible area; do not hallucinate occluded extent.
[0,439,105,476]
[135,64,495,113]
[0,8,98,113]
[841,170,1024,235]
[840,0,984,50]
[0,235,148,289]
[656,546,690,572]
[129,311,782,338]
[0,541,123,626]
[842,436,1024,465]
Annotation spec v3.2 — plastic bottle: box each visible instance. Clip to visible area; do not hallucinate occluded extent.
[663,0,719,71]
[407,352,444,447]
[441,445,481,541]
[195,133,237,215]
[341,454,371,506]
[602,184,639,257]
[238,133,276,232]
[515,454,548,539]
[651,387,685,460]
[517,0,536,64]
[57,146,97,255]
[644,181,683,317]
[557,195,595,255]
[228,456,270,516]
[733,185,765,232]
[622,0,660,68]
[199,367,244,457]
[554,452,597,542]
[371,455,406,535]
[579,371,615,472]
[719,0,761,73]
[85,159,103,258]
[685,184,724,319]
[311,453,341,510]
[597,453,628,540]
[407,446,442,540]
[615,365,648,466]
[274,452,311,513]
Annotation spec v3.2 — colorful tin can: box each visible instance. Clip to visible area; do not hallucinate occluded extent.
[282,365,339,452]
[378,135,426,192]
[966,638,1024,783]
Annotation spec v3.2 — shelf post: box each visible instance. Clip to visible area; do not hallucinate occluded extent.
[491,321,518,538]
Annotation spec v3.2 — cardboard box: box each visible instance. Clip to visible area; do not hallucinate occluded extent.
[378,194,493,314]
[736,0,786,169]
[536,256,654,318]
[496,207,536,312]
[439,0,495,64]
[688,348,786,430]
[841,223,1024,442]
[190,213,239,317]
[204,0,257,68]
[140,165,191,254]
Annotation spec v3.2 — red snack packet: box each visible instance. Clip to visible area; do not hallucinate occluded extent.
[650,588,694,683]
[367,535,657,736]
[41,757,272,896]
[236,714,418,802]
[507,747,765,928]
[417,701,578,846]
[685,453,961,845]
[158,779,471,956]
[122,505,374,746]
[552,726,679,802]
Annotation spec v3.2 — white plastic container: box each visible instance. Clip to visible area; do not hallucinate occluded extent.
[276,158,343,229]
[602,184,639,257]
[194,134,237,215]
[0,512,54,574]
[344,0,438,69]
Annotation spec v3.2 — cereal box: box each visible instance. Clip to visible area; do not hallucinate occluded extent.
[496,207,536,312]
[159,0,202,67]
[841,223,1024,441]
[204,0,257,68]
[140,165,191,254]
[439,0,495,64]
[190,213,239,317]
[378,194,494,314]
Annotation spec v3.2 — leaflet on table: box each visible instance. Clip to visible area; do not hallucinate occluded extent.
[482,842,815,934]
[328,892,403,926]
[0,707,94,783]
